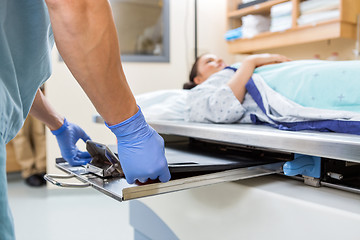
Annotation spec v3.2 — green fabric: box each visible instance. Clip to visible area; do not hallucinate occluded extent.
[254,60,360,113]
[0,138,14,240]
[0,1,54,239]
[0,0,54,144]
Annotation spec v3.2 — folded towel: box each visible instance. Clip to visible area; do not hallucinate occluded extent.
[300,0,339,15]
[225,27,243,41]
[270,15,292,32]
[242,0,257,3]
[241,14,271,38]
[271,1,292,17]
[298,10,340,25]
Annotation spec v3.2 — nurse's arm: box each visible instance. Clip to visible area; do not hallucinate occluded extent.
[44,0,137,126]
[30,89,93,166]
[227,54,291,103]
[29,89,64,131]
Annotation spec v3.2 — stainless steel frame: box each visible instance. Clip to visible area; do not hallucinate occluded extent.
[51,159,283,202]
[149,120,360,163]
[48,118,360,200]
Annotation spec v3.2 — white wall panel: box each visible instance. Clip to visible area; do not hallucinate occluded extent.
[46,0,232,175]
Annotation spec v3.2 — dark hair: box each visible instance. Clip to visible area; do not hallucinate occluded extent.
[183,81,197,89]
[183,55,203,90]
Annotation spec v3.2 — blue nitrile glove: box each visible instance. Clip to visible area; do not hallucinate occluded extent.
[106,107,171,184]
[51,118,92,166]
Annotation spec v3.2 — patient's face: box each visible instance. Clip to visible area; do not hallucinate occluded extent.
[195,54,227,84]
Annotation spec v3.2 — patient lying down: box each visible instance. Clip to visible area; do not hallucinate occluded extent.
[137,54,360,135]
[183,53,291,124]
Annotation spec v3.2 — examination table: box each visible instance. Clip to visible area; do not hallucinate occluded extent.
[46,119,360,240]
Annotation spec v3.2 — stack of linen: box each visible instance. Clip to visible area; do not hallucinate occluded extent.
[270,1,292,32]
[241,14,271,38]
[241,0,257,4]
[225,27,243,41]
[298,0,340,26]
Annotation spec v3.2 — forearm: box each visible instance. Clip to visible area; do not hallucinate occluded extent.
[227,54,291,103]
[45,0,137,125]
[227,58,256,103]
[29,89,64,131]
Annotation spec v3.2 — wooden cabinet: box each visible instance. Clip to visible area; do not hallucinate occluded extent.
[227,0,360,53]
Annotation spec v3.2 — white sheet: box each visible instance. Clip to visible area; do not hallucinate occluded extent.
[136,89,188,121]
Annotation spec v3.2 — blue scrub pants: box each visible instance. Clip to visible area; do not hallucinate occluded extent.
[0,137,15,240]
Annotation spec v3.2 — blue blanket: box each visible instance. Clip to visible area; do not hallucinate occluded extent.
[247,60,360,135]
[253,60,360,112]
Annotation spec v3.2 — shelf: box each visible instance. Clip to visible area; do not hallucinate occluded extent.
[227,19,356,53]
[226,0,360,53]
[228,0,289,18]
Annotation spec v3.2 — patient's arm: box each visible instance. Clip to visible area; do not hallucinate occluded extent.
[29,89,64,131]
[228,54,290,103]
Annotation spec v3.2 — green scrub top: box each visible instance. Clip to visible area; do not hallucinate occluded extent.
[0,1,54,239]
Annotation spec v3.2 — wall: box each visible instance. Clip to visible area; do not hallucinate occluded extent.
[46,0,232,175]
[123,0,234,94]
[45,0,360,175]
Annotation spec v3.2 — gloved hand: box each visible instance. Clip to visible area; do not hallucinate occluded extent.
[51,118,92,166]
[106,107,171,184]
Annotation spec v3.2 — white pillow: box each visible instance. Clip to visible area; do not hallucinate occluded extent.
[136,89,188,121]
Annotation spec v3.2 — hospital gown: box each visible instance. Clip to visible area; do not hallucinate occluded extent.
[185,66,270,124]
[0,1,54,239]
[185,61,360,135]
